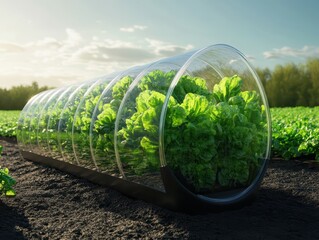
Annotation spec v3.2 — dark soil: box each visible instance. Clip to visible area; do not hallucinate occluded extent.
[1,139,319,240]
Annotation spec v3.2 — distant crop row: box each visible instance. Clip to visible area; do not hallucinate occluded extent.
[0,111,20,137]
[271,107,319,160]
[0,107,318,161]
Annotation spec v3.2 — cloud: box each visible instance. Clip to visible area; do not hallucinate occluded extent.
[0,42,25,53]
[0,29,193,88]
[26,38,62,49]
[71,38,193,65]
[0,60,89,89]
[263,46,319,59]
[72,43,156,63]
[0,73,81,89]
[246,55,255,61]
[65,28,83,47]
[24,29,80,52]
[120,25,147,32]
[22,28,83,63]
[146,38,193,57]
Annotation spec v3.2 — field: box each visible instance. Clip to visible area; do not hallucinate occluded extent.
[0,139,318,239]
[0,110,20,138]
[272,107,319,160]
[1,107,319,161]
[0,108,319,239]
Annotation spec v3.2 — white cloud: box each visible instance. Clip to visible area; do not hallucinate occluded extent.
[71,39,154,64]
[246,55,255,61]
[263,46,319,59]
[65,28,82,47]
[0,73,81,89]
[229,59,238,64]
[25,29,83,63]
[0,42,25,53]
[146,38,193,57]
[23,28,81,53]
[120,25,148,33]
[0,29,193,88]
[134,25,147,30]
[26,37,62,49]
[72,43,156,63]
[71,38,193,66]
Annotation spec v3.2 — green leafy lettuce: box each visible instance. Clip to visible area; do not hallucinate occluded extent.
[119,73,267,192]
[93,76,134,169]
[0,146,16,197]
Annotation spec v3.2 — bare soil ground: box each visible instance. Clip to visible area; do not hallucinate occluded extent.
[0,139,319,240]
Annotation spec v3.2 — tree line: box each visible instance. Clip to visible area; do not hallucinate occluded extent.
[0,58,318,110]
[0,82,51,110]
[256,58,319,107]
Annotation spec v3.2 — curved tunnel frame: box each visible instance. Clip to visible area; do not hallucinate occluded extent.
[160,44,271,205]
[17,44,271,212]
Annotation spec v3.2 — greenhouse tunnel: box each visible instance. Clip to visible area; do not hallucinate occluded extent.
[17,44,271,212]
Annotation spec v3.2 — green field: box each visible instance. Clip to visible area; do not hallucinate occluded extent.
[1,107,319,161]
[0,110,20,137]
[272,107,319,160]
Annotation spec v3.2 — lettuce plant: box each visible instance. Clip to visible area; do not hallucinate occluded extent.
[271,107,319,160]
[0,145,16,197]
[119,73,267,193]
[93,76,134,169]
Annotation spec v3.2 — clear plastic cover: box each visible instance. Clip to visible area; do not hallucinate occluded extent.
[17,44,271,202]
[114,57,193,190]
[35,88,67,156]
[90,66,146,176]
[57,79,97,164]
[72,73,120,170]
[46,85,80,159]
[160,45,270,199]
[25,90,57,150]
[17,91,48,151]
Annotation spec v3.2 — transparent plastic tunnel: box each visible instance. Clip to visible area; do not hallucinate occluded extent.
[17,44,271,212]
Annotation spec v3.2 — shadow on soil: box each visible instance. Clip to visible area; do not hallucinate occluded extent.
[270,158,319,173]
[96,186,319,239]
[0,201,30,240]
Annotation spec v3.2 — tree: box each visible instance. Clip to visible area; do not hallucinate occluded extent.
[306,58,319,106]
[0,82,51,110]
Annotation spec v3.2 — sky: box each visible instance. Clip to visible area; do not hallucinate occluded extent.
[0,0,318,88]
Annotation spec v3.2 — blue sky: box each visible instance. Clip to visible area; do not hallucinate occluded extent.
[0,0,318,88]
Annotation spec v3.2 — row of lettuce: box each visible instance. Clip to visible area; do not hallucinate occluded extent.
[2,108,318,161]
[271,107,319,160]
[0,110,19,138]
[1,71,268,194]
[0,113,17,197]
[0,145,16,197]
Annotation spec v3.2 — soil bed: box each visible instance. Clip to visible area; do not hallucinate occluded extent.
[0,139,319,239]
